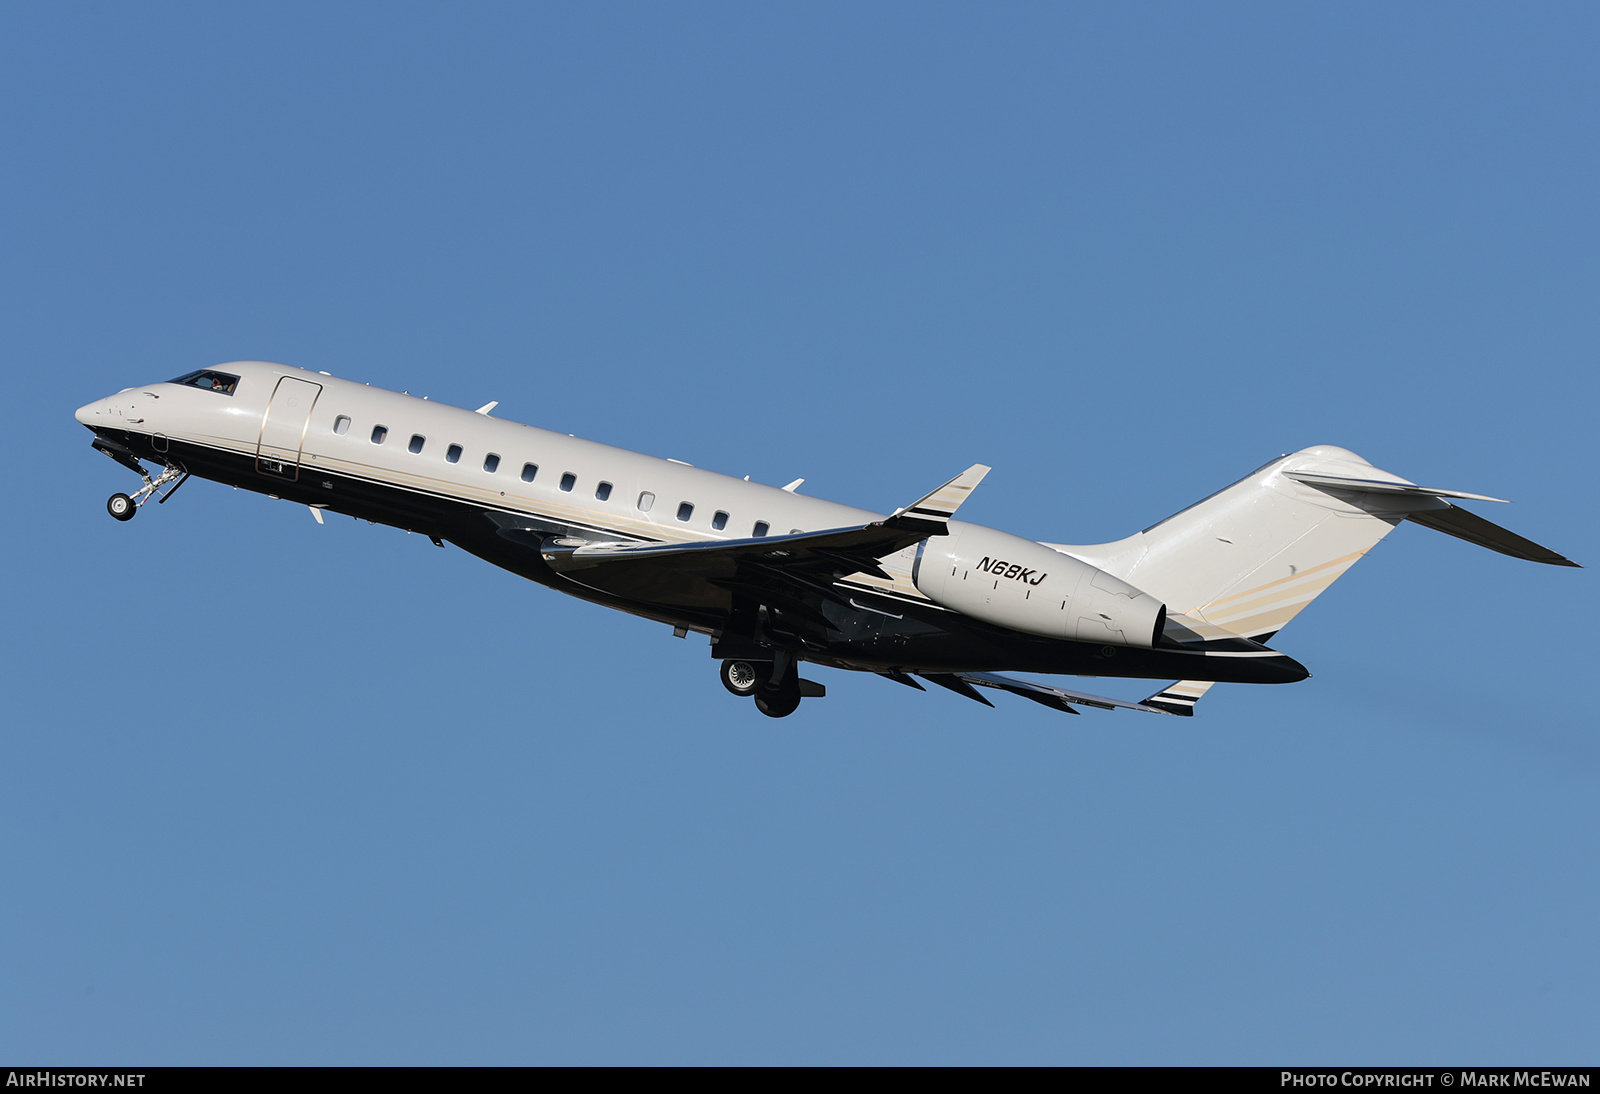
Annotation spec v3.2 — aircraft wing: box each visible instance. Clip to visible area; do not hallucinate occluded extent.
[528,465,991,613]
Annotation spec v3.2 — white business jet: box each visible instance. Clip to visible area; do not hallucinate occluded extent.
[76,362,1577,719]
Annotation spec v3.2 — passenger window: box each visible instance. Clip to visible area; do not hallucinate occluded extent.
[753,521,769,537]
[408,434,426,454]
[333,415,351,436]
[483,453,501,473]
[677,502,694,522]
[712,511,728,531]
[595,482,612,501]
[521,463,538,483]
[637,491,655,512]
[560,472,576,492]
[446,444,463,464]
[371,425,388,444]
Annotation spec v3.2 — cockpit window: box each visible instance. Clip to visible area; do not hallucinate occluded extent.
[170,370,240,395]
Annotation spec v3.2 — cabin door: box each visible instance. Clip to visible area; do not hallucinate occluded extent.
[257,376,323,481]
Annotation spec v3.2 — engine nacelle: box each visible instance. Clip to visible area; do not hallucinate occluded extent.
[913,522,1167,648]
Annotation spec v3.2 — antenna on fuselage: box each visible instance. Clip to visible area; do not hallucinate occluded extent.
[475,401,499,416]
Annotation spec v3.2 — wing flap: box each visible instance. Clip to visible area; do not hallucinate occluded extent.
[910,671,1172,716]
[919,673,997,707]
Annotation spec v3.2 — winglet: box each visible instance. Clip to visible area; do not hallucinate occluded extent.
[889,464,991,527]
[1141,680,1216,717]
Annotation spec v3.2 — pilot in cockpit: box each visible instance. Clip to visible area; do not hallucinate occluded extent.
[172,369,238,394]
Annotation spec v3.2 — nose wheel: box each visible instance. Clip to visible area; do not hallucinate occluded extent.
[107,493,137,521]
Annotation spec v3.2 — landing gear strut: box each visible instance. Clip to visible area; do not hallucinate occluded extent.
[100,460,189,521]
[717,651,823,718]
[756,651,802,718]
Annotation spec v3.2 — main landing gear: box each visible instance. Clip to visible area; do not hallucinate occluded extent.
[720,659,762,697]
[718,651,825,719]
[102,462,189,521]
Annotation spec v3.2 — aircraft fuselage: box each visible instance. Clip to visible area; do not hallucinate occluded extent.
[75,362,1309,709]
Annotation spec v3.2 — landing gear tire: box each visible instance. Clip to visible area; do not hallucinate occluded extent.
[754,688,801,719]
[107,493,136,521]
[720,660,764,697]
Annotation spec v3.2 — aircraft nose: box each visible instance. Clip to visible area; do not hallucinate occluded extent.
[75,394,130,427]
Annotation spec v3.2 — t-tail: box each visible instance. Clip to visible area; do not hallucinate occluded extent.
[1047,445,1577,655]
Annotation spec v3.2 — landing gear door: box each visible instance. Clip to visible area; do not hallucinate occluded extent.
[257,376,323,481]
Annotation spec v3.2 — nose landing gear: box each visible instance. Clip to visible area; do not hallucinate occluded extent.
[99,460,189,521]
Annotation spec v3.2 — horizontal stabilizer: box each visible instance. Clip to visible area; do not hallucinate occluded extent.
[1406,504,1580,567]
[1283,470,1509,503]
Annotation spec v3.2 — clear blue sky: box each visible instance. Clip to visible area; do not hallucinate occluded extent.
[3,2,1596,1065]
